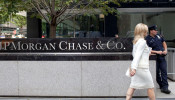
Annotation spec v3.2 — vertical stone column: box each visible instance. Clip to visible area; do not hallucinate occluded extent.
[105,13,118,37]
[27,12,42,38]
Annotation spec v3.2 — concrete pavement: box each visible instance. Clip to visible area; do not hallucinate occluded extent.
[0,80,174,100]
[0,98,174,100]
[156,79,175,98]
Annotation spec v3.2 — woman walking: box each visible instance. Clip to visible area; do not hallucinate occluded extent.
[126,23,155,100]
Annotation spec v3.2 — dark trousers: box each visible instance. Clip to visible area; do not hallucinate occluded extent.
[156,55,169,89]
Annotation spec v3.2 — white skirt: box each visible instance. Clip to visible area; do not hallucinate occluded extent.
[130,68,154,89]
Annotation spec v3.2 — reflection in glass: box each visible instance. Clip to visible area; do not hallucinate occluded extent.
[42,14,105,38]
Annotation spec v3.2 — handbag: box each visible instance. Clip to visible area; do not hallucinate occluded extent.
[125,67,131,77]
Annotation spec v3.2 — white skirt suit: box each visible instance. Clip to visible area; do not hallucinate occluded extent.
[130,38,154,89]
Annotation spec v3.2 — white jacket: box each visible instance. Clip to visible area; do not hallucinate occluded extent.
[131,38,152,69]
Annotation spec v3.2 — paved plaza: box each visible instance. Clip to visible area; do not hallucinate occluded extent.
[156,79,175,99]
[0,80,174,100]
[0,98,174,100]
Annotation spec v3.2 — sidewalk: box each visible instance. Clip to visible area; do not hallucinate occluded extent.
[0,98,174,100]
[0,80,174,100]
[156,79,175,98]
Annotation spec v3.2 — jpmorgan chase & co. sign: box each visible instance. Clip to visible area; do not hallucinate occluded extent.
[0,38,133,52]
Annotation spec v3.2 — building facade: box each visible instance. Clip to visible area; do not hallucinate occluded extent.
[27,0,175,47]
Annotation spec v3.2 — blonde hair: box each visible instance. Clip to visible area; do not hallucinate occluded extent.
[133,23,148,44]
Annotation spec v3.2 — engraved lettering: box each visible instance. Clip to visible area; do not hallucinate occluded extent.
[59,41,67,50]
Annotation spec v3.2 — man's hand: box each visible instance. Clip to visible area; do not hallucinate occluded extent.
[130,69,136,76]
[156,51,163,55]
[162,50,167,55]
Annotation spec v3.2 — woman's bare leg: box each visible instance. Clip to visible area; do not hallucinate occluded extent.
[126,88,135,100]
[147,88,155,100]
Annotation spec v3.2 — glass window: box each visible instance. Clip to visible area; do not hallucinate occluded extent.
[117,10,175,42]
[42,14,105,38]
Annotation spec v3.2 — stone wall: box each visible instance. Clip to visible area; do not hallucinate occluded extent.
[0,60,156,97]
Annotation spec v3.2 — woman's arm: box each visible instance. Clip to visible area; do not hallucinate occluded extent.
[130,40,146,76]
[131,40,146,70]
